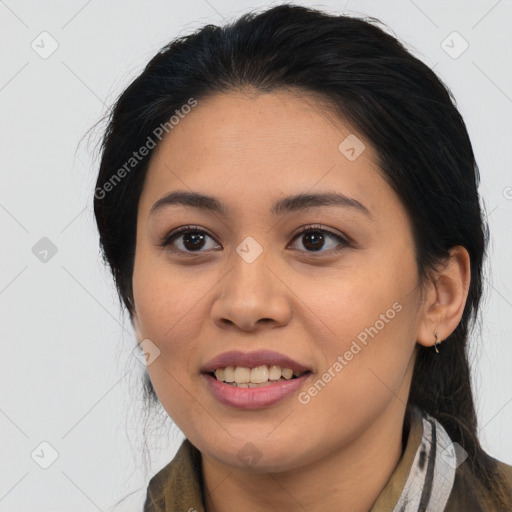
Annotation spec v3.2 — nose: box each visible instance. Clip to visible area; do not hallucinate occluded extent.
[210,248,292,332]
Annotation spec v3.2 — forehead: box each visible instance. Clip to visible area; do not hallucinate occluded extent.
[151,88,370,162]
[139,89,389,219]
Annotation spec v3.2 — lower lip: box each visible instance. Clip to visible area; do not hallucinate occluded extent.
[202,372,312,409]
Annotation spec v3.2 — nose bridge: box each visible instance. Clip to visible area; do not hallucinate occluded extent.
[211,237,291,329]
[228,237,273,301]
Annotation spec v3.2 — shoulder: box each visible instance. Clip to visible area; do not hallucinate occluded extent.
[446,452,512,512]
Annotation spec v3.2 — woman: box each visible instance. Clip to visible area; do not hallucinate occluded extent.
[94,4,512,511]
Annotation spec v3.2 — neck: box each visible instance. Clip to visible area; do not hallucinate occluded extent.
[201,401,409,512]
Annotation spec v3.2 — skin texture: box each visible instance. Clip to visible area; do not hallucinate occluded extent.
[131,89,471,512]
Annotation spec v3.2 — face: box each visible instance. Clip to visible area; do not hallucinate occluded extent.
[132,89,424,472]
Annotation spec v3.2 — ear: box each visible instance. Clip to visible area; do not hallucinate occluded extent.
[416,246,471,348]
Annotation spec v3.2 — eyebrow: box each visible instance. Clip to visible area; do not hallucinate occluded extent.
[150,190,373,218]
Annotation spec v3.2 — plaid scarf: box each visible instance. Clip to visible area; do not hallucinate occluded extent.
[392,408,458,511]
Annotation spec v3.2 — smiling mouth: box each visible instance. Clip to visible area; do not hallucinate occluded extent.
[206,364,311,388]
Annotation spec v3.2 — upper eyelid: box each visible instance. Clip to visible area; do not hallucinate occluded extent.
[291,224,348,241]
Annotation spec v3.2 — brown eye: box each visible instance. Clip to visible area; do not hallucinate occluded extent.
[160,225,220,254]
[181,231,207,251]
[290,226,350,254]
[301,230,326,251]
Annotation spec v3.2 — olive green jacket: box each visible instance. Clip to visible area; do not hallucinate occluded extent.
[144,405,512,511]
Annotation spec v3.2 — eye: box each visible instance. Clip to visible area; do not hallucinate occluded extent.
[289,225,350,254]
[158,224,350,256]
[158,225,220,254]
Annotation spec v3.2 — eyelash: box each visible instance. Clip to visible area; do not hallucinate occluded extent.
[158,224,351,256]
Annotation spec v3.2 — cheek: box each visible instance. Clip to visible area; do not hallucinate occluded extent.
[132,253,211,425]
[294,254,418,401]
[133,246,203,335]
[132,251,196,357]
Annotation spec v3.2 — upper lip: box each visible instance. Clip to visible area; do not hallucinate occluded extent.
[201,350,312,373]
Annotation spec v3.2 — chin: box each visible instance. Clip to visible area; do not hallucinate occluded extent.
[199,434,308,473]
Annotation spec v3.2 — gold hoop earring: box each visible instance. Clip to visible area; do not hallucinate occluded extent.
[434,331,442,353]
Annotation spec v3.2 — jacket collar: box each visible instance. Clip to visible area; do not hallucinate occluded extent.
[371,404,457,511]
[144,404,457,511]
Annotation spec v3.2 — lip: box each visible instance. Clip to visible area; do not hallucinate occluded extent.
[202,372,313,409]
[200,349,311,373]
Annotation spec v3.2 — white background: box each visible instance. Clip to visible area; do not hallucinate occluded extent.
[1,0,511,510]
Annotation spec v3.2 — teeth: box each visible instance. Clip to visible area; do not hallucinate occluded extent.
[250,365,269,383]
[281,368,293,380]
[223,367,234,382]
[268,365,282,381]
[234,366,251,383]
[212,364,306,384]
